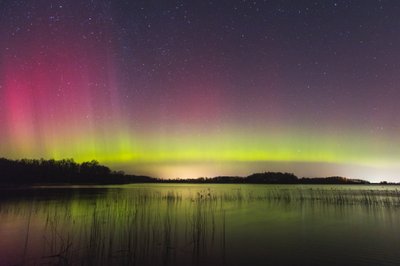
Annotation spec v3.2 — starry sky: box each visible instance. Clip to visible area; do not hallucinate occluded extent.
[1,0,400,182]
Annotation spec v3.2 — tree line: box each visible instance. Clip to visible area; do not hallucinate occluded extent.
[0,158,371,185]
[0,158,154,185]
[162,172,370,184]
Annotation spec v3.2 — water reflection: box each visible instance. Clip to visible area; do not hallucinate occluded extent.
[0,184,399,265]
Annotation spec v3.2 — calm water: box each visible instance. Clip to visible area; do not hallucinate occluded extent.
[0,184,399,266]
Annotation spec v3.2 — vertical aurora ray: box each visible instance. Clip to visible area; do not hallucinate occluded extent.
[0,1,131,161]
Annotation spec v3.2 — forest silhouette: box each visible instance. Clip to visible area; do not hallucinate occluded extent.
[0,158,372,185]
[0,158,153,185]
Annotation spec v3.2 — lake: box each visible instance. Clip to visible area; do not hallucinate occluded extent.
[0,184,399,265]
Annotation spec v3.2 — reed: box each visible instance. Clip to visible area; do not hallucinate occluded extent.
[0,185,399,265]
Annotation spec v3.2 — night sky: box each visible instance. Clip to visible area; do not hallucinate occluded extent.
[1,0,400,181]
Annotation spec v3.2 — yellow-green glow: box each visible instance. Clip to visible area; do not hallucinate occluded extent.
[7,128,399,168]
[3,120,400,180]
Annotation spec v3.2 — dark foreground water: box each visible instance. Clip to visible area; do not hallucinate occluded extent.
[0,184,399,266]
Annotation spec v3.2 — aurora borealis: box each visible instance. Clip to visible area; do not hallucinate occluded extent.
[1,1,400,181]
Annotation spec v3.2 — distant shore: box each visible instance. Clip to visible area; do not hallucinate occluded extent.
[1,158,398,186]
